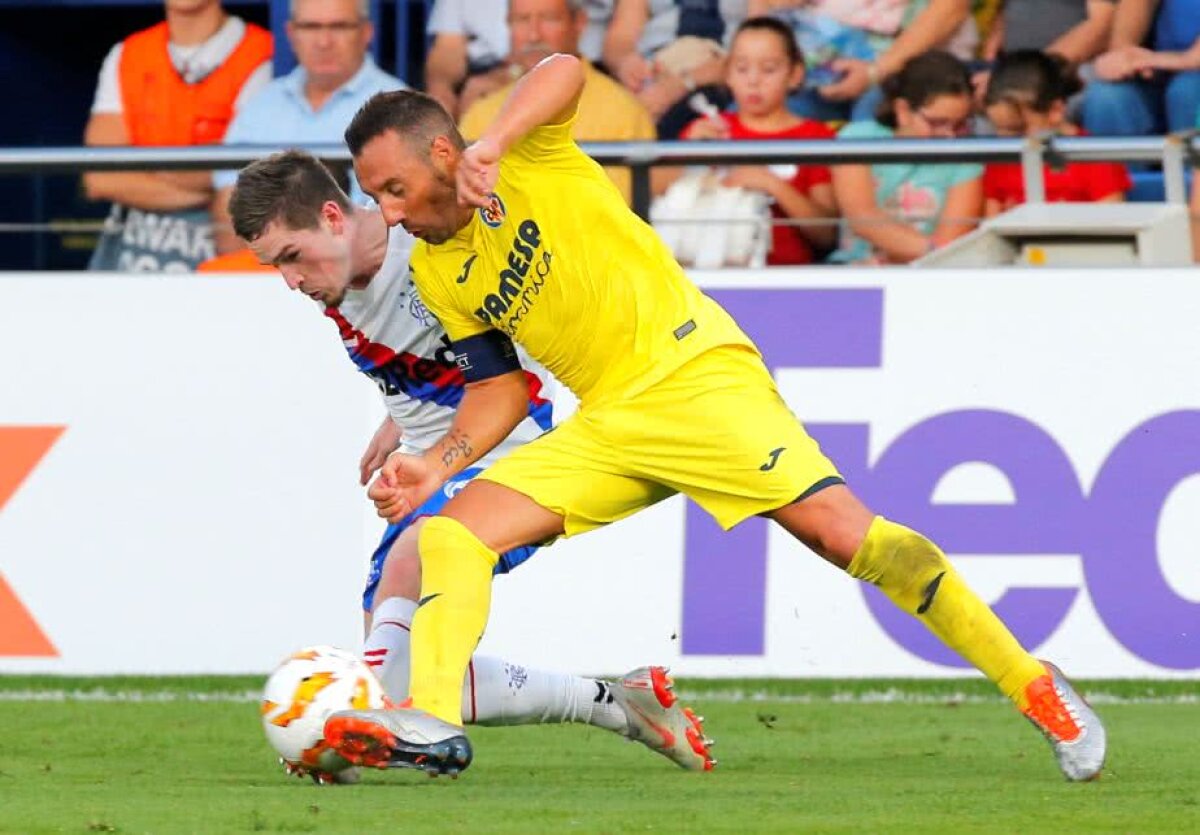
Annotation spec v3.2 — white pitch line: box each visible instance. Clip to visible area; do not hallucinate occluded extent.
[0,688,1194,705]
[676,689,1200,705]
[0,690,261,703]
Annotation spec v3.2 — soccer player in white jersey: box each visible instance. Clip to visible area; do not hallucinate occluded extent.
[228,149,714,780]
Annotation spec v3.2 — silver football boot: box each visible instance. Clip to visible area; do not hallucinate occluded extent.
[1020,661,1107,781]
[324,706,473,777]
[609,666,715,771]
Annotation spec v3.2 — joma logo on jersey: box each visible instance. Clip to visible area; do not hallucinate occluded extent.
[473,219,552,333]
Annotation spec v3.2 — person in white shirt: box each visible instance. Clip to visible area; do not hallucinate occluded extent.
[423,0,511,117]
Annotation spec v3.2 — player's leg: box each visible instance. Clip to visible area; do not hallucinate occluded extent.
[769,484,1047,694]
[402,411,697,732]
[617,344,1104,780]
[327,483,565,775]
[767,488,1105,780]
[368,506,709,766]
[327,420,713,773]
[364,517,628,733]
[404,480,565,732]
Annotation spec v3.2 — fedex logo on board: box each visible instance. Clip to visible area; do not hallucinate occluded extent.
[681,289,1198,670]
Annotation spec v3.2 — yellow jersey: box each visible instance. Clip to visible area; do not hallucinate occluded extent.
[410,108,754,408]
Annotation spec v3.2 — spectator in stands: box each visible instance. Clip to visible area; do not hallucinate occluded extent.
[1083,0,1200,136]
[578,0,615,62]
[982,51,1130,214]
[1191,106,1200,261]
[750,0,976,124]
[975,1,1116,117]
[1191,162,1200,262]
[679,16,837,263]
[459,0,656,206]
[83,0,272,272]
[830,50,982,264]
[209,0,404,257]
[602,0,745,136]
[424,0,510,118]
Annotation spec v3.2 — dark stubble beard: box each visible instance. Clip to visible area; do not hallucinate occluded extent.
[420,165,466,245]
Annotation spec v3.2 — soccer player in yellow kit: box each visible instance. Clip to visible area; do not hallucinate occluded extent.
[324,54,1107,782]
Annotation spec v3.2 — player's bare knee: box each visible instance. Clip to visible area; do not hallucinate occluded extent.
[441,480,564,554]
[771,484,874,567]
[377,519,424,601]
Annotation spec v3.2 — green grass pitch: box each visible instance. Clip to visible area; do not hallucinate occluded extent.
[0,677,1196,833]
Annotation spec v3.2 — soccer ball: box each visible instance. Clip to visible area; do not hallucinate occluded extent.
[260,645,387,773]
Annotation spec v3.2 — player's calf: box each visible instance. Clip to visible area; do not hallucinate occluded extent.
[844,515,1106,781]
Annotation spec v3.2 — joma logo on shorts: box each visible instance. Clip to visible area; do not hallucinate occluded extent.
[474,219,552,332]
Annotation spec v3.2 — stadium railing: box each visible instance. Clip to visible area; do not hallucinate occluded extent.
[1,132,1196,223]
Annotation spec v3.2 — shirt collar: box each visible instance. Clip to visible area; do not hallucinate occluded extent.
[339,57,380,95]
[282,57,380,104]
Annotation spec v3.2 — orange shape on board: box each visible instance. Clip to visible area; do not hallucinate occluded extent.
[0,426,65,657]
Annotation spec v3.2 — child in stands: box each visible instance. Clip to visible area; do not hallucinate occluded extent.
[681,16,838,264]
[830,50,982,264]
[983,50,1130,216]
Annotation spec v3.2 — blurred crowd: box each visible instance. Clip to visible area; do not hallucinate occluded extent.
[83,0,1200,271]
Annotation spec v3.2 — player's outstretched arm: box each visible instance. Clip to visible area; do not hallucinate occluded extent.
[456,54,586,208]
[479,52,584,154]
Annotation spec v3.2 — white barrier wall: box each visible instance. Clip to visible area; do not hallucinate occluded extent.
[0,270,1197,678]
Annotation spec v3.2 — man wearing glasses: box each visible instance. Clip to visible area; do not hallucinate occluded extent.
[210,0,405,256]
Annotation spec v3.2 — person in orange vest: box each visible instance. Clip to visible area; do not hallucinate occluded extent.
[83,0,273,272]
[195,248,276,272]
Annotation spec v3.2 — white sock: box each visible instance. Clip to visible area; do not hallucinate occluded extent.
[364,596,627,733]
[363,596,418,701]
[466,656,628,732]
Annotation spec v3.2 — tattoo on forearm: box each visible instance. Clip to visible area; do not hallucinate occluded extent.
[439,430,474,469]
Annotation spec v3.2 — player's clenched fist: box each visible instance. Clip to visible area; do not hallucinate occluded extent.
[368,451,442,523]
[456,138,501,209]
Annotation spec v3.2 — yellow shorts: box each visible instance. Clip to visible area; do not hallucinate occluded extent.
[481,344,843,536]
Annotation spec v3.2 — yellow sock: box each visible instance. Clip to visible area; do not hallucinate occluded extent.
[410,517,499,725]
[848,516,1046,709]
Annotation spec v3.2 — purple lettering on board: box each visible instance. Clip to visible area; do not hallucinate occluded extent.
[680,289,882,655]
[678,287,1199,671]
[857,410,1084,667]
[1085,412,1200,669]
